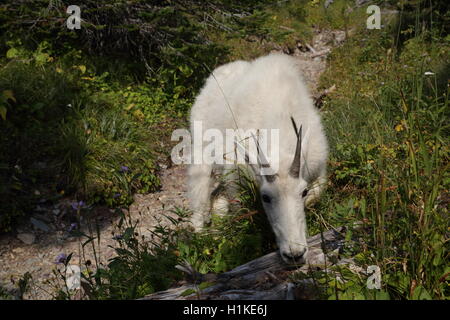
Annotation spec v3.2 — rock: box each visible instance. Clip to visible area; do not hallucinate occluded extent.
[305,248,327,266]
[33,213,52,223]
[30,217,50,232]
[12,247,24,254]
[17,233,36,245]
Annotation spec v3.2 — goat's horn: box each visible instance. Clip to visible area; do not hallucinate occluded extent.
[289,119,302,178]
[251,132,276,182]
[290,117,300,139]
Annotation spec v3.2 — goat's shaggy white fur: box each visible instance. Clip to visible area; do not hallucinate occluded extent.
[187,53,328,263]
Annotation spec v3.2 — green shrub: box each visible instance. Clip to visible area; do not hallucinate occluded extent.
[0,46,80,230]
[58,100,161,206]
[0,42,164,230]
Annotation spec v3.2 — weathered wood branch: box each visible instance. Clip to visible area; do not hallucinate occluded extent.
[311,48,331,58]
[305,43,317,54]
[314,84,336,109]
[141,226,346,300]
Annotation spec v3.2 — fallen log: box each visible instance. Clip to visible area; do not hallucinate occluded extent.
[141,226,346,300]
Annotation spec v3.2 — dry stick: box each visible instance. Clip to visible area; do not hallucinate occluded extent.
[305,43,317,54]
[311,49,331,58]
[279,25,295,32]
[314,84,336,109]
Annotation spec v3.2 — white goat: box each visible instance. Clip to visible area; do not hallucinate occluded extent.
[187,53,328,264]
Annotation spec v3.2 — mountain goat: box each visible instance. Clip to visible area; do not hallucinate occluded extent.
[187,53,328,264]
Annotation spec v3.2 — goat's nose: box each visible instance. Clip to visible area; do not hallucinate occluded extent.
[281,249,307,264]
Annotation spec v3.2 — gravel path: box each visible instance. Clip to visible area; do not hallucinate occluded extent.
[0,29,344,299]
[0,165,189,299]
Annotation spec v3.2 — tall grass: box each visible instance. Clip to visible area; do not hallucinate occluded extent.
[306,1,449,298]
[58,97,160,205]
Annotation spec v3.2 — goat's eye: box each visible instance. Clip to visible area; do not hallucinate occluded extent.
[302,188,309,198]
[262,194,272,203]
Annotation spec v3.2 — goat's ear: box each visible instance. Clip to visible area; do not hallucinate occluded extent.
[290,116,300,139]
[234,136,276,183]
[234,139,257,173]
[250,132,277,182]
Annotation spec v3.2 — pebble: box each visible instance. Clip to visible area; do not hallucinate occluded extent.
[17,233,36,245]
[30,218,50,232]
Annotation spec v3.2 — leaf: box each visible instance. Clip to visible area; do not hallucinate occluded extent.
[115,248,131,256]
[122,227,134,242]
[79,65,87,74]
[0,105,6,120]
[34,52,50,65]
[6,48,19,59]
[198,281,214,290]
[375,290,390,300]
[65,253,73,266]
[133,109,144,120]
[82,237,95,248]
[3,90,16,103]
[178,65,193,77]
[125,103,135,111]
[411,285,432,300]
[180,288,196,297]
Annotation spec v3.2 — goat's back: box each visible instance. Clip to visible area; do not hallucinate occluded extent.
[190,53,327,177]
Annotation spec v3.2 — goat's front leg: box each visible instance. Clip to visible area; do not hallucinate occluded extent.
[305,169,327,208]
[187,164,213,231]
[210,165,238,217]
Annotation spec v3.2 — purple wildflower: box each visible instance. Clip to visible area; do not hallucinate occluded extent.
[71,201,86,211]
[68,223,77,232]
[113,193,121,199]
[113,234,123,241]
[120,165,129,173]
[55,253,67,264]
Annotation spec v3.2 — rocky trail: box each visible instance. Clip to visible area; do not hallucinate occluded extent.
[0,165,189,299]
[0,29,345,299]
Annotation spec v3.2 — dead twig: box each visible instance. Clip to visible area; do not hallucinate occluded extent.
[314,84,336,109]
[311,48,331,58]
[305,43,317,54]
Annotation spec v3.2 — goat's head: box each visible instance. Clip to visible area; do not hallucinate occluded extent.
[240,118,310,265]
